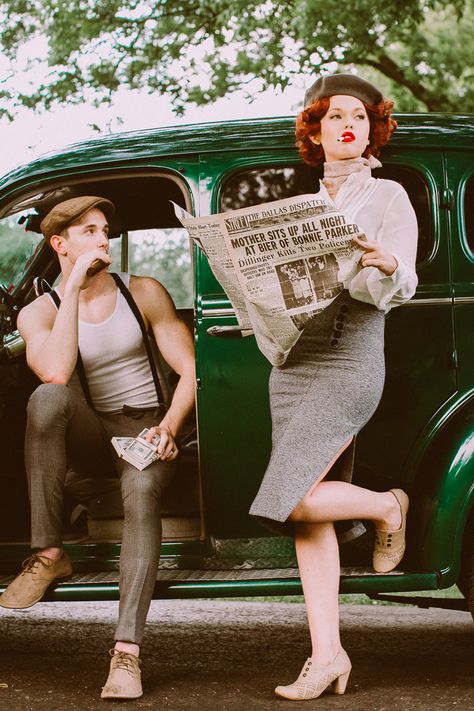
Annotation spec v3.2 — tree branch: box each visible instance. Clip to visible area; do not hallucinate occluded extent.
[364,52,445,110]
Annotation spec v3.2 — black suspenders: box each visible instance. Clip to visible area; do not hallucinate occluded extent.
[49,274,164,409]
[110,273,164,406]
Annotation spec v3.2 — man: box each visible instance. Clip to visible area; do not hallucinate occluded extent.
[0,196,196,700]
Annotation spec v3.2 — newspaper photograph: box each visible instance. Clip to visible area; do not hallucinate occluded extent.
[173,195,367,366]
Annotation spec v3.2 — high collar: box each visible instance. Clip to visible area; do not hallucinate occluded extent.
[319,156,382,214]
[320,155,382,203]
[323,155,381,179]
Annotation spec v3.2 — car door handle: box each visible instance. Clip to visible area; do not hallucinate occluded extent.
[206,325,252,338]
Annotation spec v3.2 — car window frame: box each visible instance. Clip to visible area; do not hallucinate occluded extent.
[217,160,435,267]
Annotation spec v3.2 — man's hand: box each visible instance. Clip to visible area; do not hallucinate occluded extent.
[352,236,398,277]
[68,250,112,291]
[146,425,178,461]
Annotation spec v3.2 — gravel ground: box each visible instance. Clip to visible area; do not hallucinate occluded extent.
[0,600,473,710]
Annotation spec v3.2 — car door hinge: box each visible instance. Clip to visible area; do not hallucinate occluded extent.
[439,188,454,209]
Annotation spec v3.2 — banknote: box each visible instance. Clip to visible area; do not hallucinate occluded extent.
[111,428,161,471]
[136,428,161,448]
[111,436,135,456]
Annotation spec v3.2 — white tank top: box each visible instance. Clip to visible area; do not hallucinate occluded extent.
[54,273,158,412]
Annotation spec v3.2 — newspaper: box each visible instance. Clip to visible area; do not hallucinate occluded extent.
[173,195,367,366]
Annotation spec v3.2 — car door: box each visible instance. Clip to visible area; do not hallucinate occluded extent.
[445,151,474,393]
[195,147,456,540]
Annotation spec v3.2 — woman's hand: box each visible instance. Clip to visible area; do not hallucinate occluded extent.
[146,425,178,461]
[352,236,398,277]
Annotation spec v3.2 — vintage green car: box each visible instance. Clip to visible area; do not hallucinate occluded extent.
[0,113,473,619]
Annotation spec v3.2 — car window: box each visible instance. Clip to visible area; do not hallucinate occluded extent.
[0,212,44,288]
[220,164,432,264]
[3,173,194,309]
[464,174,474,258]
[110,227,193,308]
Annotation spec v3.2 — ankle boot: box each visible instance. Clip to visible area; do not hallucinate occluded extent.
[373,489,409,573]
[275,647,351,700]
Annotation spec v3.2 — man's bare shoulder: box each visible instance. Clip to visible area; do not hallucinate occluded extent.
[129,275,179,324]
[17,294,56,332]
[129,274,173,304]
[129,274,167,293]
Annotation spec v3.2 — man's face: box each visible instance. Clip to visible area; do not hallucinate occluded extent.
[59,207,110,261]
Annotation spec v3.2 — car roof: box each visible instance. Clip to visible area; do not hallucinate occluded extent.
[1,113,473,199]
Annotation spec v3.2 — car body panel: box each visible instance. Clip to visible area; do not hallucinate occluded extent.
[0,113,472,602]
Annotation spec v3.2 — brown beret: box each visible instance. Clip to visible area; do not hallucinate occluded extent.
[304,73,383,109]
[40,195,115,242]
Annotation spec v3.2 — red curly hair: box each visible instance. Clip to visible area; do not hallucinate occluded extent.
[295,96,397,166]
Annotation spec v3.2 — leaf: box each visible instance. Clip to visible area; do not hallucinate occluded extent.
[0,0,471,117]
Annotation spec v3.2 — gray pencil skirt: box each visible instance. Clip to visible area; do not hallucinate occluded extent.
[249,290,385,535]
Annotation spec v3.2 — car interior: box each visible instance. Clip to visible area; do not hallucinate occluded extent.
[0,172,202,549]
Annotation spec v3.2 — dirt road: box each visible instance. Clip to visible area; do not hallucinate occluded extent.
[1,599,472,710]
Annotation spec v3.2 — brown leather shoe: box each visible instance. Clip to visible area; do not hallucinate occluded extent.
[0,552,72,609]
[373,489,409,573]
[101,649,143,699]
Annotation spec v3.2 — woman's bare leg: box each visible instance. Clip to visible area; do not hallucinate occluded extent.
[295,520,341,664]
[291,480,402,529]
[289,444,346,668]
[288,437,402,529]
[289,439,405,667]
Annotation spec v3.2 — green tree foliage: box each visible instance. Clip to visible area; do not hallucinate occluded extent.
[128,231,193,308]
[0,218,192,306]
[0,219,43,286]
[0,1,472,118]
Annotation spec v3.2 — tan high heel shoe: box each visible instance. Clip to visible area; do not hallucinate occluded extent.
[275,647,351,700]
[373,488,409,573]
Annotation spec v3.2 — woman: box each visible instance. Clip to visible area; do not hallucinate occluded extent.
[249,73,418,700]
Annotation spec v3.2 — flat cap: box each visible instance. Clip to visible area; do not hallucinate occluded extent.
[40,195,115,241]
[304,73,383,109]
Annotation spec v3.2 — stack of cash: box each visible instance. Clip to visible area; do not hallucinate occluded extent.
[111,428,161,471]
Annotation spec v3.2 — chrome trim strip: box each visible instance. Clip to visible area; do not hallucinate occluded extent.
[203,299,454,317]
[203,296,473,316]
[202,308,236,318]
[403,297,452,306]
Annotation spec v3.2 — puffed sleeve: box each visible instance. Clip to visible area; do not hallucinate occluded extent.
[347,185,418,312]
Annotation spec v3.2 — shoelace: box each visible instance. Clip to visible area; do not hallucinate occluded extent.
[110,651,139,674]
[21,553,48,575]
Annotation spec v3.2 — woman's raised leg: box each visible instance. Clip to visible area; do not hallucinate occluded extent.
[291,479,403,530]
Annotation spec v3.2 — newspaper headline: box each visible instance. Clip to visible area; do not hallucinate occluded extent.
[173,195,367,365]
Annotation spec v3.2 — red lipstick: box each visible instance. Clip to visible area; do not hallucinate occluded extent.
[337,131,355,143]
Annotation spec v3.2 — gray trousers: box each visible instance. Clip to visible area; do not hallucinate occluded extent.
[25,383,176,645]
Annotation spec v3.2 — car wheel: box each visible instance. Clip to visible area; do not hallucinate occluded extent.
[459,512,474,622]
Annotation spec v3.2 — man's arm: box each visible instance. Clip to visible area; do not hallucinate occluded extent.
[17,291,80,384]
[17,248,111,383]
[130,276,196,460]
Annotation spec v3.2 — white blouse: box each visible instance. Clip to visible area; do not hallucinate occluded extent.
[318,157,419,312]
